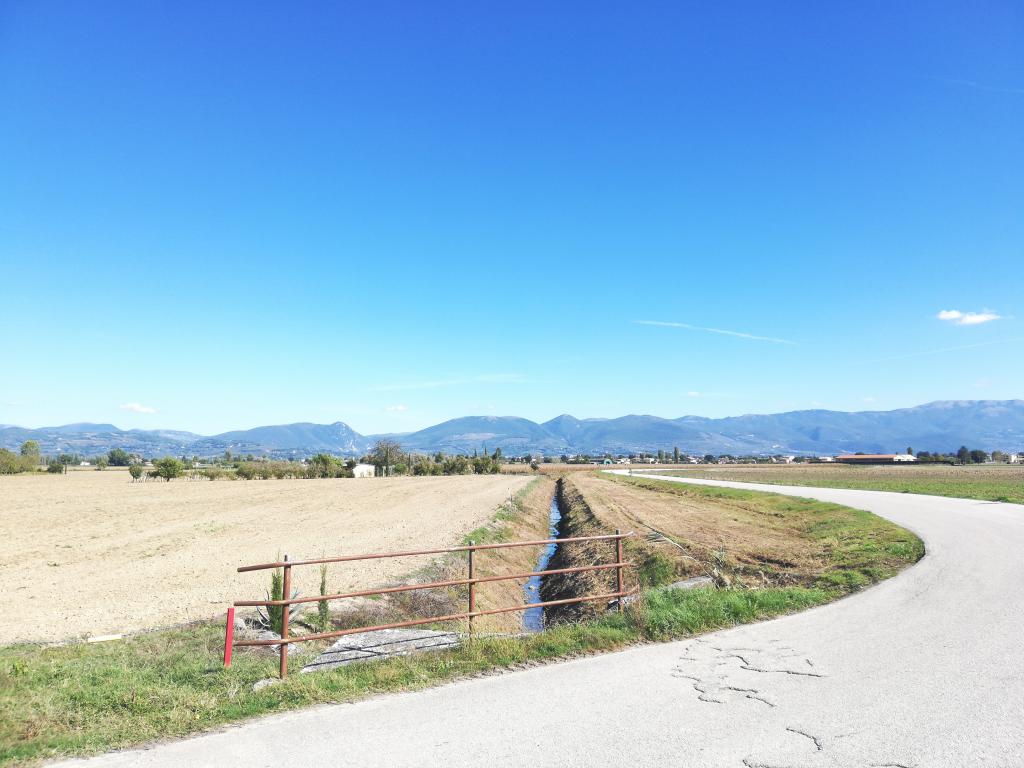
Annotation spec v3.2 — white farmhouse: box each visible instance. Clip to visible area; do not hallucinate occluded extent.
[352,463,376,478]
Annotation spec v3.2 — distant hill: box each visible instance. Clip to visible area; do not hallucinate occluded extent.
[2,400,1023,458]
[397,416,570,455]
[189,422,364,456]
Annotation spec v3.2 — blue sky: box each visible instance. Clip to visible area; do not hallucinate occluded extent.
[2,2,1022,435]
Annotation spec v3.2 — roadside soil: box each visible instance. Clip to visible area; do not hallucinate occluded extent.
[570,471,921,590]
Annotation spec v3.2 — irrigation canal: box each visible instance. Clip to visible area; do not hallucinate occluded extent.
[522,493,563,631]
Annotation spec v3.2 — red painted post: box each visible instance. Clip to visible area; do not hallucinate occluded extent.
[223,607,235,667]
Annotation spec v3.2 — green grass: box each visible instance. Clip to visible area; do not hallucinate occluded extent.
[651,465,1024,505]
[0,475,922,766]
[0,584,830,766]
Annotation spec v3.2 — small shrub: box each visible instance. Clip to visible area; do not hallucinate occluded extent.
[235,463,258,480]
[268,568,284,634]
[154,457,184,482]
[255,564,302,635]
[317,563,331,632]
[638,551,677,588]
[128,464,144,481]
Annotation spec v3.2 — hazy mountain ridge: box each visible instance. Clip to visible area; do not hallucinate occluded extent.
[2,400,1022,457]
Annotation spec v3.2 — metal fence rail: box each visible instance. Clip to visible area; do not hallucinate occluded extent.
[226,530,636,678]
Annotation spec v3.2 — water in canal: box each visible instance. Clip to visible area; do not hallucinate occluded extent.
[522,494,563,632]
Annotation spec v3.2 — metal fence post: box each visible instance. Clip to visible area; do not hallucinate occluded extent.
[467,541,475,639]
[615,529,624,610]
[223,607,235,667]
[280,555,291,678]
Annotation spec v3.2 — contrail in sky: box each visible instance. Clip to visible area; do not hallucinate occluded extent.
[633,320,797,345]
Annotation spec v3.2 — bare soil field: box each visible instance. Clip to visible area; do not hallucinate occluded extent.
[0,471,532,644]
[647,463,1024,504]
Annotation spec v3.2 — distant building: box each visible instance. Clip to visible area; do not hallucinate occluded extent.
[352,463,376,478]
[836,454,918,465]
[818,456,835,462]
[1009,453,1021,464]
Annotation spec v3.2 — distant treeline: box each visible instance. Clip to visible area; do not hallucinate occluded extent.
[1,439,505,480]
[914,447,1016,464]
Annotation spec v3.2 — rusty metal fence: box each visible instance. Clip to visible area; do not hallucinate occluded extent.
[226,530,636,678]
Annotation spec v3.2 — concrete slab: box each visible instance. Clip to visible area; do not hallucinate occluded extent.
[301,628,461,673]
[620,575,714,606]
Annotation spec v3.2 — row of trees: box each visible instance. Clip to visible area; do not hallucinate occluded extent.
[0,443,39,474]
[915,447,1014,465]
[372,441,502,476]
[0,441,75,475]
[0,442,148,475]
[234,455,355,480]
[123,441,504,482]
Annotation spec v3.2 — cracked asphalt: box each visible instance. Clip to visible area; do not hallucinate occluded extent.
[53,475,1024,767]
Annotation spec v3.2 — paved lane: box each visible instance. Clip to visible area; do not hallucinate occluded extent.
[56,475,1024,767]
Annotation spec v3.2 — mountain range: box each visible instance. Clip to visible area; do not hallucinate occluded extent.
[2,400,1023,458]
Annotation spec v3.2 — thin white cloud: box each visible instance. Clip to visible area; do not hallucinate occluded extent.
[687,391,701,397]
[862,337,1024,364]
[937,309,1003,326]
[371,373,527,392]
[385,404,408,412]
[119,402,157,414]
[633,320,797,345]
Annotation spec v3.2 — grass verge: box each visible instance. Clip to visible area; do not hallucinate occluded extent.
[1,583,832,766]
[648,465,1024,505]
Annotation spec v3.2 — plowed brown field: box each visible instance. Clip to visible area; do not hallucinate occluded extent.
[0,471,531,643]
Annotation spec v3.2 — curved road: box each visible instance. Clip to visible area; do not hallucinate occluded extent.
[58,475,1024,767]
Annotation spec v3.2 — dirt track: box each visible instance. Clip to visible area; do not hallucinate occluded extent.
[0,471,531,643]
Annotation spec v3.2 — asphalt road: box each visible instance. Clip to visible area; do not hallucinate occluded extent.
[56,475,1024,767]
